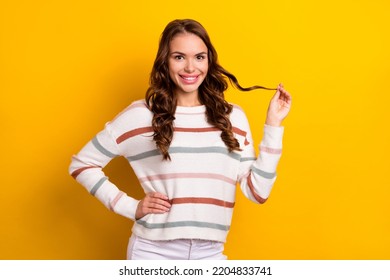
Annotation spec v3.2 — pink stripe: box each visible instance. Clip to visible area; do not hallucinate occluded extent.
[170,197,235,208]
[247,174,267,204]
[117,126,219,144]
[131,102,148,109]
[232,126,249,145]
[139,173,236,185]
[260,146,282,154]
[71,166,99,179]
[232,127,247,138]
[110,191,125,210]
[116,125,249,144]
[175,126,248,138]
[116,126,153,144]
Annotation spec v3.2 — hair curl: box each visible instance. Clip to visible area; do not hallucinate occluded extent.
[145,19,274,160]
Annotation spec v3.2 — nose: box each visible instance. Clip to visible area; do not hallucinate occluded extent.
[184,59,195,73]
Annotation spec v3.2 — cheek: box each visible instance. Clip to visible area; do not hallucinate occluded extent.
[168,63,177,80]
[168,61,180,75]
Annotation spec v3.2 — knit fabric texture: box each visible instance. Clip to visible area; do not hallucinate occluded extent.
[69,100,284,242]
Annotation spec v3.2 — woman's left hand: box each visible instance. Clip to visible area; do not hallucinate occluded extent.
[265,83,292,127]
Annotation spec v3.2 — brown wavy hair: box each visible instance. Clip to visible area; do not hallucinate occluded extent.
[145,19,275,160]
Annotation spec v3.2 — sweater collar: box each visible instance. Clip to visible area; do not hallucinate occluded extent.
[175,105,206,114]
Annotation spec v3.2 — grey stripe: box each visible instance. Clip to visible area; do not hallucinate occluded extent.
[136,220,230,231]
[251,166,276,179]
[240,157,256,162]
[92,137,117,158]
[171,147,240,160]
[127,146,240,161]
[127,149,161,161]
[90,177,108,195]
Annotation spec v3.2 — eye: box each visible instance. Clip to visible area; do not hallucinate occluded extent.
[196,55,206,60]
[174,55,184,60]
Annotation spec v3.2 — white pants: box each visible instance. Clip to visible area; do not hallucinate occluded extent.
[127,234,227,260]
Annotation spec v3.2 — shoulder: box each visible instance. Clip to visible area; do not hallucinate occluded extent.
[108,99,152,129]
[229,103,253,145]
[112,99,152,121]
[119,99,151,115]
[229,103,249,124]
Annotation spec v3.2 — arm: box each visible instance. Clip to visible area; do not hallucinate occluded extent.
[69,119,171,220]
[69,122,140,220]
[238,84,292,203]
[238,124,284,203]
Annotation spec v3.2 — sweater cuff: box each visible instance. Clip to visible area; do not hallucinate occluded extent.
[113,195,140,221]
[262,124,284,149]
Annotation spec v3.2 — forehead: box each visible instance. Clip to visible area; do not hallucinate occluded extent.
[169,33,208,53]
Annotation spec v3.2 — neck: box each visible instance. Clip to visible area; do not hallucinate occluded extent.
[176,91,201,107]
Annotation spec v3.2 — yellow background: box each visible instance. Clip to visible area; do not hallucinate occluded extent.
[1,0,389,259]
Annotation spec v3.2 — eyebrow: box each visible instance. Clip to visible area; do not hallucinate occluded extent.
[170,51,208,56]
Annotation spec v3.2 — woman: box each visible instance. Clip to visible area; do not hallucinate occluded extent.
[69,19,292,260]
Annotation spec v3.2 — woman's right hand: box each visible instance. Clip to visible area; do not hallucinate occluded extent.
[135,192,171,220]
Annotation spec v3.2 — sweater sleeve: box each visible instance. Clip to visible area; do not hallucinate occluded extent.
[68,122,139,220]
[237,116,284,204]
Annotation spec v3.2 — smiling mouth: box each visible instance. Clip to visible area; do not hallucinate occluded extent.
[180,75,199,82]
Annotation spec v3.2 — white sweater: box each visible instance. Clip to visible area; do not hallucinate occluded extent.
[69,100,284,242]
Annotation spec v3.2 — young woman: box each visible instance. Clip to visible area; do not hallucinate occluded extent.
[69,19,292,260]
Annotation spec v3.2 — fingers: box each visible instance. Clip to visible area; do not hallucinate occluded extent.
[266,83,292,126]
[271,84,282,102]
[145,192,171,211]
[276,83,292,105]
[135,192,171,220]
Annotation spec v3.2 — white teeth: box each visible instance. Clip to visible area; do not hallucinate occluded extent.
[182,76,196,81]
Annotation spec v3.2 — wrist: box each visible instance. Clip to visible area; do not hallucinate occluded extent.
[265,117,282,127]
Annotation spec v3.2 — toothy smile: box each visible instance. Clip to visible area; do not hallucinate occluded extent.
[180,75,198,81]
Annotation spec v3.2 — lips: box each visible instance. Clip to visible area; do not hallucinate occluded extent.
[179,75,199,84]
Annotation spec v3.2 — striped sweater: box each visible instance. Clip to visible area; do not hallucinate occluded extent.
[69,100,284,242]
